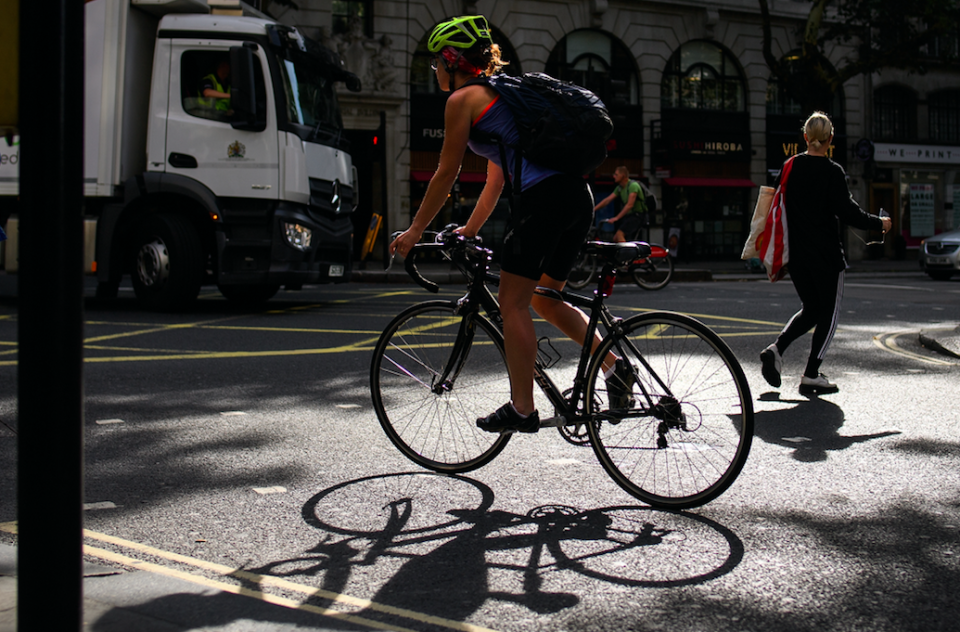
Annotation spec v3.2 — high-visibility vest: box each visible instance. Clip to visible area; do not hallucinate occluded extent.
[199,73,230,111]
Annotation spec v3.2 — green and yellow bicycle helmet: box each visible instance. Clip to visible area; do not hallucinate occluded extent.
[427,15,492,53]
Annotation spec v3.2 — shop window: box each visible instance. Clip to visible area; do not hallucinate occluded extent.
[873,85,917,142]
[929,90,960,144]
[661,41,744,112]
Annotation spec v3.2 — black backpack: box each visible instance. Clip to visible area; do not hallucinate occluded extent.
[467,72,614,178]
[639,181,657,213]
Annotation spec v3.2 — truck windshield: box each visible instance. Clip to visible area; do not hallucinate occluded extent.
[274,35,345,142]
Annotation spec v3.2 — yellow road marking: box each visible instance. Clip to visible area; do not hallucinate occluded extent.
[873,332,956,366]
[0,521,499,632]
[83,544,419,632]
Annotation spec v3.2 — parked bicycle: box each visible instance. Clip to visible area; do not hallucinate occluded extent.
[566,225,674,291]
[369,226,753,509]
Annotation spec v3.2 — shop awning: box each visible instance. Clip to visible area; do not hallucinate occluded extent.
[663,177,756,188]
[411,170,488,183]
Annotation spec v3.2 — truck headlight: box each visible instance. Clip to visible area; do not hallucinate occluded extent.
[283,222,312,251]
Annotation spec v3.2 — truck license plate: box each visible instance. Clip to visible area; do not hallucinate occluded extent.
[329,264,345,277]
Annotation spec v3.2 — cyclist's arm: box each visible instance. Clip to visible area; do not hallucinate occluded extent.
[593,192,616,212]
[390,91,472,255]
[459,160,504,238]
[606,191,637,223]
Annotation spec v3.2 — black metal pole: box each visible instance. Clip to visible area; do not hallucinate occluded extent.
[379,111,389,264]
[17,0,85,629]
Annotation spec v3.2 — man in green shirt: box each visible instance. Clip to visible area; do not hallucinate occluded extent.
[593,165,647,242]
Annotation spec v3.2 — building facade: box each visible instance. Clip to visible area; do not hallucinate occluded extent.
[280,0,960,262]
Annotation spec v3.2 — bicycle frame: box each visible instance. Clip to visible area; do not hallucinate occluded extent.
[421,236,671,430]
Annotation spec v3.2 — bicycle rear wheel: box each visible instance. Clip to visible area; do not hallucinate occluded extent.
[631,245,673,291]
[566,250,596,290]
[585,311,753,508]
[370,301,511,473]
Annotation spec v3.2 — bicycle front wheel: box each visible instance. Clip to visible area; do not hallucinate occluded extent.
[631,246,674,291]
[586,312,753,508]
[370,301,511,473]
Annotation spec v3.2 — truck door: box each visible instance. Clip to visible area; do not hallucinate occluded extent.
[165,42,278,199]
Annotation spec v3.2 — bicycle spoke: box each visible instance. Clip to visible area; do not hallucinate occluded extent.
[587,313,753,508]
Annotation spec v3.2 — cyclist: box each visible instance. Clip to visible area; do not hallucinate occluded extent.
[593,166,648,243]
[389,15,631,434]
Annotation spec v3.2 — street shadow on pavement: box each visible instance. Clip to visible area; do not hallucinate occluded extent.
[753,392,901,462]
[226,472,746,624]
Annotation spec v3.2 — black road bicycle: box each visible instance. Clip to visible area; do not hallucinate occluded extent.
[369,227,753,509]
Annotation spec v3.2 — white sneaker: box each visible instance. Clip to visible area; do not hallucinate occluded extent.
[760,344,782,387]
[799,373,839,395]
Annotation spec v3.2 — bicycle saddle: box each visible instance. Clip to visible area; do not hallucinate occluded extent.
[584,241,652,264]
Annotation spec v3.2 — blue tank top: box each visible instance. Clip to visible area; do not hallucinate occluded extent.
[467,96,560,191]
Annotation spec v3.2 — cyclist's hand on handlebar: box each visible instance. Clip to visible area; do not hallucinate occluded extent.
[453,225,478,239]
[389,227,422,258]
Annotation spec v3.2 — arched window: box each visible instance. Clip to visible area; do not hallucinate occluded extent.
[765,52,844,117]
[545,30,638,107]
[874,85,917,141]
[929,90,960,144]
[661,41,744,112]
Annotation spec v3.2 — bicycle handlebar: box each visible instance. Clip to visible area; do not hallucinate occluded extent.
[400,225,491,293]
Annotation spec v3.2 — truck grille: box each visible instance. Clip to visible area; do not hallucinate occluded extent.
[309,178,355,217]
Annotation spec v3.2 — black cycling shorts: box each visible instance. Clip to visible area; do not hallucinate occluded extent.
[501,174,593,282]
[615,213,645,239]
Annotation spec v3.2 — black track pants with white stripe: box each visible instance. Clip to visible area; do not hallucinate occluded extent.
[774,265,844,379]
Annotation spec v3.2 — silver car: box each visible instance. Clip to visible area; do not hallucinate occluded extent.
[919,228,960,281]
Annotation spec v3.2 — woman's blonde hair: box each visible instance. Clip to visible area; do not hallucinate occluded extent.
[803,111,834,151]
[463,43,507,77]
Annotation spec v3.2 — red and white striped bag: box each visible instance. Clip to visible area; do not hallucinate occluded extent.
[757,156,795,282]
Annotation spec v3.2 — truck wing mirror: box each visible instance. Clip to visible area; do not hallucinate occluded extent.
[342,71,362,93]
[230,44,263,131]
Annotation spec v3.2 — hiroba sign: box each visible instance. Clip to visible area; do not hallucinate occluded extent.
[874,143,960,165]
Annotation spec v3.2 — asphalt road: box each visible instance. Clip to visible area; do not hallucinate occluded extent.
[1,271,958,632]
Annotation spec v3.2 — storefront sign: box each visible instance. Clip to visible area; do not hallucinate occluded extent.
[952,185,960,230]
[875,143,960,165]
[669,137,749,160]
[909,183,936,237]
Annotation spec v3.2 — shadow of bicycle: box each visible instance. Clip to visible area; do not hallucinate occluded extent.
[245,472,744,622]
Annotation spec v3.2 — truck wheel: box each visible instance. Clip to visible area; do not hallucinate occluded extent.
[131,213,203,311]
[217,283,280,305]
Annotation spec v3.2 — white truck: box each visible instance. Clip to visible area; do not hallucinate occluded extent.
[0,0,360,309]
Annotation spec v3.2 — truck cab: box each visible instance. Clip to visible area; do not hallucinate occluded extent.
[3,0,362,310]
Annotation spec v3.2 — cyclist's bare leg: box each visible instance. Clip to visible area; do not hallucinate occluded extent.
[498,271,541,417]
[531,274,619,373]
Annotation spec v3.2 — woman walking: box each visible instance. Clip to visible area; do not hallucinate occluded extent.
[760,111,891,395]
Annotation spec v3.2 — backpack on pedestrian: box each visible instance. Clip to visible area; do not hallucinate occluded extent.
[639,181,657,213]
[467,72,614,180]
